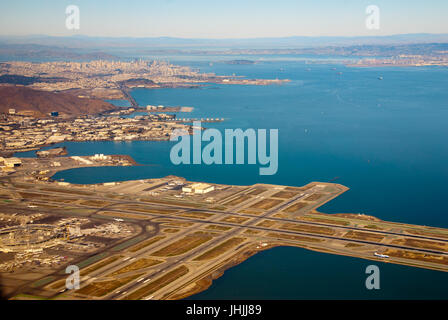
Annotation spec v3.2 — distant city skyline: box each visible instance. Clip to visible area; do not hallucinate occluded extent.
[1,0,448,39]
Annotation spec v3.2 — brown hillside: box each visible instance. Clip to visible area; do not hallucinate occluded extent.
[0,85,117,117]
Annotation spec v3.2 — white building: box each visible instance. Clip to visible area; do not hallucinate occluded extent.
[91,154,111,161]
[182,183,215,194]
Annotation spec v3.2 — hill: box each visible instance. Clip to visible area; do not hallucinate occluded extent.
[0,85,117,117]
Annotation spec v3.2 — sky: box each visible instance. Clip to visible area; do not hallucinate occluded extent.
[1,0,448,38]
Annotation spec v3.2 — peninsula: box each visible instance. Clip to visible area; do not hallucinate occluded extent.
[0,60,290,106]
[1,156,448,300]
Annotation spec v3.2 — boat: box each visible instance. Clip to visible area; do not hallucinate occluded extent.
[378,76,383,80]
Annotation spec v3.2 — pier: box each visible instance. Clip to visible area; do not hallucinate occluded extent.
[175,118,225,123]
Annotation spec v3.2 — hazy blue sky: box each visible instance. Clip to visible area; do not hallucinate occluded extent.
[1,0,448,38]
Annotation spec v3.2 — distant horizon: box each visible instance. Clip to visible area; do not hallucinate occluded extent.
[2,1,448,39]
[2,32,448,40]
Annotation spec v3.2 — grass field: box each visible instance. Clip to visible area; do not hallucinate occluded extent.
[109,258,162,276]
[343,230,384,242]
[267,232,323,242]
[384,249,448,265]
[31,276,55,288]
[141,198,203,208]
[282,202,308,213]
[280,222,335,235]
[39,187,94,196]
[163,228,180,233]
[82,255,121,276]
[48,255,122,290]
[249,198,283,210]
[128,236,166,253]
[256,220,277,228]
[111,235,147,252]
[220,216,250,224]
[243,229,260,235]
[247,188,266,196]
[391,238,448,251]
[193,238,246,261]
[80,200,111,207]
[122,266,189,300]
[76,273,143,297]
[205,225,232,231]
[237,208,263,215]
[298,215,350,226]
[119,205,178,215]
[305,193,324,201]
[406,228,448,239]
[223,195,252,207]
[162,221,195,228]
[271,191,298,199]
[151,232,213,257]
[97,211,150,220]
[178,211,214,219]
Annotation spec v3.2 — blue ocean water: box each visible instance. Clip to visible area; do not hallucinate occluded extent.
[189,246,448,300]
[48,62,448,228]
[19,60,448,299]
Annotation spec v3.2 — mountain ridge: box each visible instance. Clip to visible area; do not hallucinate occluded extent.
[0,85,117,117]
